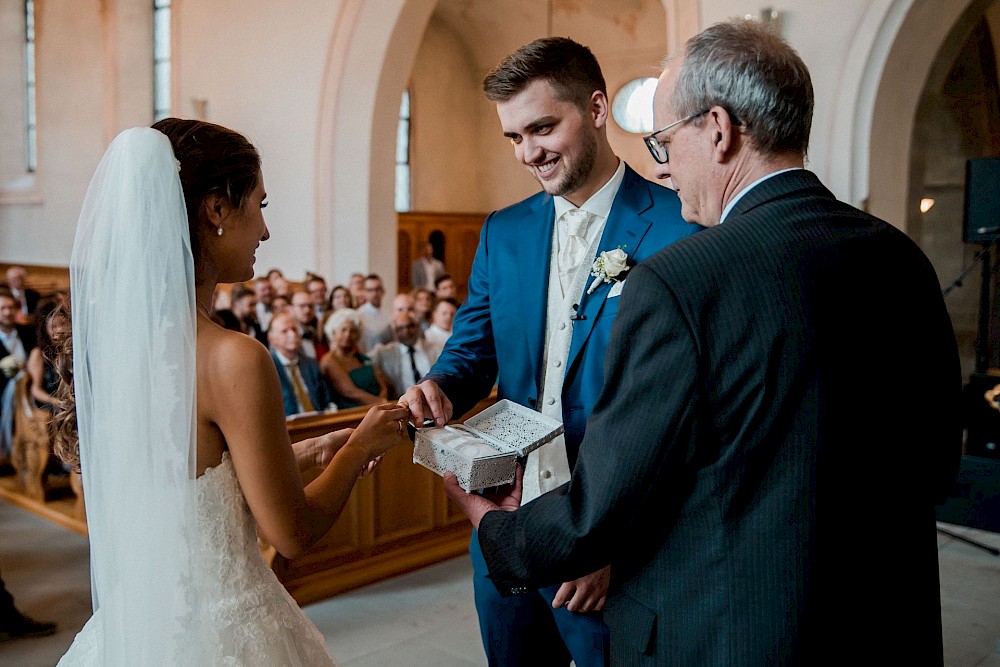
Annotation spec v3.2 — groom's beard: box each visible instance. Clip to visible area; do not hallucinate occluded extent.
[532,132,598,199]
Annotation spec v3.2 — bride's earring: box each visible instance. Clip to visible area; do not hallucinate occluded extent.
[216,226,224,237]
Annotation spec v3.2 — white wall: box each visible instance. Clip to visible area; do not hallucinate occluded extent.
[0,0,978,282]
[0,0,129,265]
[409,18,486,213]
[175,0,342,281]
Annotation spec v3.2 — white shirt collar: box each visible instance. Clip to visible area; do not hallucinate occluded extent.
[273,349,298,366]
[719,167,803,224]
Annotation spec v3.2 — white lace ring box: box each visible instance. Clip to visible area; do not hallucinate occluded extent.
[413,399,564,492]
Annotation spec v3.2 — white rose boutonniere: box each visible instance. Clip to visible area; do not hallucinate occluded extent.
[587,246,630,295]
[0,354,25,378]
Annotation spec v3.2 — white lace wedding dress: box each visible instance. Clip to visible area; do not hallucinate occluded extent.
[58,453,337,666]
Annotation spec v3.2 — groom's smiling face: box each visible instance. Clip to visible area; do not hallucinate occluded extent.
[496,78,600,204]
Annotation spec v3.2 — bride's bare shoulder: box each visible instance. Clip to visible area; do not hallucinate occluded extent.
[198,322,275,381]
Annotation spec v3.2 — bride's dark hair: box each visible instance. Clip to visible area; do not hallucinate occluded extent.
[54,119,261,469]
[152,118,262,282]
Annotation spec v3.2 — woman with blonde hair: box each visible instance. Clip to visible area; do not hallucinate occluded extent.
[320,308,387,409]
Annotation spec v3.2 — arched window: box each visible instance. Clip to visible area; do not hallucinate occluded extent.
[611,77,657,135]
[395,89,411,212]
[24,0,36,173]
[153,0,171,121]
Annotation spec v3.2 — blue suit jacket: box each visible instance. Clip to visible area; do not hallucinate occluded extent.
[426,164,697,464]
[271,352,332,416]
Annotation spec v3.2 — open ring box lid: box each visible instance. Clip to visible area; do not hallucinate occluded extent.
[412,399,564,492]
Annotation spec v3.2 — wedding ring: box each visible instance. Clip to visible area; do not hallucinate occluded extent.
[396,419,404,434]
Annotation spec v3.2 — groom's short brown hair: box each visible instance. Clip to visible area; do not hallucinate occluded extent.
[483,37,606,111]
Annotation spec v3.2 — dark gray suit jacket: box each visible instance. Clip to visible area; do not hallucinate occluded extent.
[478,170,962,665]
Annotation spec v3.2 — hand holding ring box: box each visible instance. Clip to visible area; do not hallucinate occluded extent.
[412,399,564,492]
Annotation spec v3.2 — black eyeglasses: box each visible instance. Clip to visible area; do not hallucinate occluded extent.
[643,110,708,164]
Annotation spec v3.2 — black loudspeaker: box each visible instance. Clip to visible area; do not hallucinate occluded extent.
[964,372,1000,458]
[936,455,1000,533]
[964,158,1000,243]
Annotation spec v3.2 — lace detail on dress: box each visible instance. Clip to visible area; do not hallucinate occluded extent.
[59,454,336,666]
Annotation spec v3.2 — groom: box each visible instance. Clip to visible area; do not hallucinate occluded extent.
[400,37,695,666]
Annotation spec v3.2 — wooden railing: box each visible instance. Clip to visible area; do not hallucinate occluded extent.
[0,391,496,606]
[272,394,495,604]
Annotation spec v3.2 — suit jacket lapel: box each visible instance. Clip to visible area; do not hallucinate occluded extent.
[566,166,653,374]
[519,194,555,393]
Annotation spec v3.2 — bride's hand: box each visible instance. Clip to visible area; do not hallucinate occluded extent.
[313,428,354,468]
[360,454,384,477]
[345,403,411,462]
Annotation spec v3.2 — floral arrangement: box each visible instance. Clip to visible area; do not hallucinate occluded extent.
[0,354,24,378]
[587,246,630,295]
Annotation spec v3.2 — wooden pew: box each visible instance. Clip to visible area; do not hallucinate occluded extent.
[0,373,85,533]
[11,373,50,502]
[0,384,496,606]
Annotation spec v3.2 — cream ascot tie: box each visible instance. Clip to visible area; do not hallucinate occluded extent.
[558,208,593,293]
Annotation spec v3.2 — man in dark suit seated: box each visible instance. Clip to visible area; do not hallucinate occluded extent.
[3,268,40,325]
[1,289,37,445]
[267,312,331,416]
[443,19,963,666]
[216,284,267,346]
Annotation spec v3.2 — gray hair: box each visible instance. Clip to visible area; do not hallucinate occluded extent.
[672,19,813,157]
[324,307,362,342]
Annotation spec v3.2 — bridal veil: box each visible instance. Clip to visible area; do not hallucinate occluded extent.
[69,127,203,663]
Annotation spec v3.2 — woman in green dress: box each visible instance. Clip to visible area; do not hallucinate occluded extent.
[320,308,387,409]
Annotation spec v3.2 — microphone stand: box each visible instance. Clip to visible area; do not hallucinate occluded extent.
[940,238,999,555]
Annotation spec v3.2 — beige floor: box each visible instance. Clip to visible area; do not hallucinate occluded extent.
[1,497,999,666]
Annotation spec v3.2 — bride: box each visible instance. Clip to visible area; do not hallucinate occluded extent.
[52,119,410,665]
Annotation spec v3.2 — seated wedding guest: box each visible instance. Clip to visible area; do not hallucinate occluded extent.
[370,312,441,400]
[433,274,456,301]
[266,267,284,285]
[348,272,367,306]
[216,283,267,345]
[412,288,434,332]
[357,274,394,352]
[272,276,291,299]
[26,298,71,477]
[411,241,446,292]
[424,297,458,347]
[268,312,332,416]
[320,308,386,409]
[290,290,327,359]
[0,289,35,417]
[4,267,40,325]
[392,292,415,319]
[26,299,67,412]
[307,276,328,320]
[270,294,290,316]
[327,284,354,313]
[254,276,275,331]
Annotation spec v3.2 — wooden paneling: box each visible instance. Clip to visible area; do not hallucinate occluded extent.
[398,212,486,300]
[0,263,69,296]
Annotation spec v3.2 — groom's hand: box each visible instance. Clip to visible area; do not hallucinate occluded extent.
[443,465,523,530]
[399,380,453,427]
[552,565,611,613]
